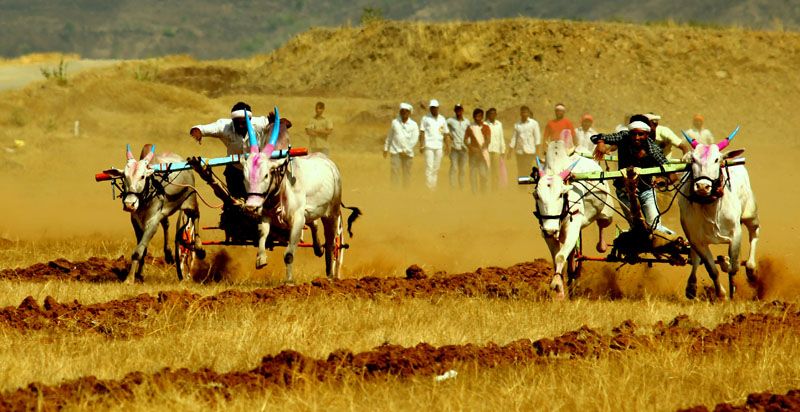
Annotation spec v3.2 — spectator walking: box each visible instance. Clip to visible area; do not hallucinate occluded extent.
[573,113,598,156]
[384,103,419,187]
[418,99,449,190]
[544,103,575,150]
[485,107,507,190]
[508,105,541,180]
[685,114,714,145]
[305,101,333,154]
[446,104,470,190]
[464,108,491,194]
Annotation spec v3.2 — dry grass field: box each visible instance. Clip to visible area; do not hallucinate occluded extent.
[1,18,800,411]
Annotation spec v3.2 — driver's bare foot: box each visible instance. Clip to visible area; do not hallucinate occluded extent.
[596,241,608,253]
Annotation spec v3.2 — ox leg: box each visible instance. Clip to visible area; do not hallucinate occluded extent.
[284,211,306,284]
[322,216,336,278]
[552,221,582,299]
[161,217,174,265]
[726,228,743,299]
[544,236,565,300]
[743,217,760,284]
[596,218,611,253]
[309,220,324,257]
[255,219,271,270]
[685,249,700,300]
[127,215,162,285]
[696,243,726,301]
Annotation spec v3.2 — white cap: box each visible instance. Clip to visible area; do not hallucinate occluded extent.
[644,113,661,121]
[628,121,651,132]
[429,99,440,108]
[399,102,413,112]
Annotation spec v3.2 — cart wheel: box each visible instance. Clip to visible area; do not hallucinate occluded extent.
[175,211,196,282]
[331,214,346,278]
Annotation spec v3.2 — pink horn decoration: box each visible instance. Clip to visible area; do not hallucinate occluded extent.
[681,130,700,149]
[559,159,580,180]
[126,144,134,160]
[716,126,739,151]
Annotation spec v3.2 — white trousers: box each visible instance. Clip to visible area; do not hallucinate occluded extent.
[423,148,443,190]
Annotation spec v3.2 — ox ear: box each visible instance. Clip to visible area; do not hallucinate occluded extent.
[723,148,745,160]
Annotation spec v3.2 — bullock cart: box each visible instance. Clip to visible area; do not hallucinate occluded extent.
[518,157,746,284]
[95,109,349,281]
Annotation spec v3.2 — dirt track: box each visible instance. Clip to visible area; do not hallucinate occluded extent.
[1,307,798,411]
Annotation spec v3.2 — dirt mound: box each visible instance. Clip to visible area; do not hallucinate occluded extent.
[680,389,800,411]
[3,310,799,410]
[0,256,169,283]
[0,261,552,335]
[0,290,197,338]
[155,65,245,97]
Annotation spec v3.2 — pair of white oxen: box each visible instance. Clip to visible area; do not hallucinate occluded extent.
[533,129,759,300]
[108,140,358,285]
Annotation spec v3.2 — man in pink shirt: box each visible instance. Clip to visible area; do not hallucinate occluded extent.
[543,103,575,151]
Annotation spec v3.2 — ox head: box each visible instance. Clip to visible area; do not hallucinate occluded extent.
[534,157,578,237]
[241,143,284,211]
[120,144,156,212]
[682,127,744,198]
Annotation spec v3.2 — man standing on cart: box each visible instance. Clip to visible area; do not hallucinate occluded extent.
[590,114,676,237]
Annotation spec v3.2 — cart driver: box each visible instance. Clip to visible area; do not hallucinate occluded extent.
[590,114,676,237]
[189,101,273,199]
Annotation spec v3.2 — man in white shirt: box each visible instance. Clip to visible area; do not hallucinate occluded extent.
[418,99,449,190]
[614,113,631,133]
[485,107,506,190]
[189,101,275,198]
[384,102,419,187]
[573,113,598,156]
[446,104,470,190]
[685,114,715,145]
[508,105,541,180]
[645,113,691,159]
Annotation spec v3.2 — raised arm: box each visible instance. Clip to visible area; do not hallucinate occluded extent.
[189,119,229,143]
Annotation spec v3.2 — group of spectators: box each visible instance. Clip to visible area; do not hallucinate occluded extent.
[383,101,717,193]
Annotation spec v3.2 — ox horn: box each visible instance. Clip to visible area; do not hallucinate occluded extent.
[716,125,740,151]
[143,144,155,163]
[681,130,699,149]
[559,159,579,180]
[126,144,134,160]
[535,156,545,177]
[261,106,281,156]
[245,111,259,154]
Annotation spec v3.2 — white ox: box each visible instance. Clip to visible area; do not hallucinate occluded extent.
[241,138,361,282]
[106,144,202,284]
[678,128,760,300]
[534,137,614,299]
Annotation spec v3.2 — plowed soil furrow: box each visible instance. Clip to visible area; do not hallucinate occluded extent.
[2,309,799,411]
[0,256,170,283]
[679,389,800,411]
[0,262,551,336]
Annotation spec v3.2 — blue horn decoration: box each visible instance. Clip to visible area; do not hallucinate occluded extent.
[681,130,694,145]
[150,144,156,153]
[269,106,280,147]
[245,111,258,149]
[535,156,543,170]
[727,125,740,142]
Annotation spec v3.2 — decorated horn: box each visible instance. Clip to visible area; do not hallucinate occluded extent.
[535,156,545,177]
[717,125,740,150]
[261,106,281,155]
[559,159,579,180]
[126,144,134,160]
[681,130,699,149]
[245,111,259,154]
[143,144,155,163]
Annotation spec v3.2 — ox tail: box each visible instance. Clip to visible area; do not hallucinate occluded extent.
[341,203,362,238]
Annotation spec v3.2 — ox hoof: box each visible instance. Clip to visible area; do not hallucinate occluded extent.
[313,247,324,258]
[284,253,294,265]
[685,283,697,300]
[596,242,608,254]
[746,266,757,285]
[255,255,268,270]
[196,248,207,260]
[164,250,175,265]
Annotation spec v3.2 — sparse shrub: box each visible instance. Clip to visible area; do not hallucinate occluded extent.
[40,59,69,86]
[360,7,383,25]
[134,64,159,81]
